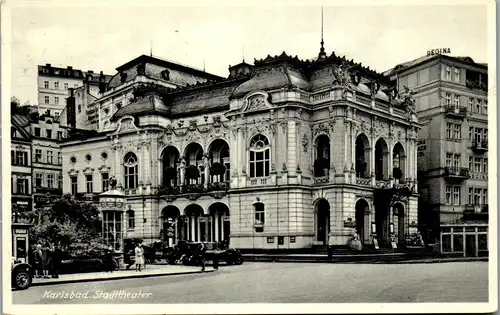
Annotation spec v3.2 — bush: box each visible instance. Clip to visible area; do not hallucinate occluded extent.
[185,165,200,179]
[210,162,226,176]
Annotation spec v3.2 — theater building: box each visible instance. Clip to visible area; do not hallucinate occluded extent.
[61,48,421,251]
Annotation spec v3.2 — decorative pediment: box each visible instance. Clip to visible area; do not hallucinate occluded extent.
[67,169,79,176]
[82,167,95,175]
[242,91,274,112]
[113,116,140,135]
[98,165,111,173]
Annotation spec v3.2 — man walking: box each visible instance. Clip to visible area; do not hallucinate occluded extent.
[197,242,206,272]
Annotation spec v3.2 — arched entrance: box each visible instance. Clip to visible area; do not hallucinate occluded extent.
[355,199,370,244]
[184,204,204,242]
[161,206,180,247]
[374,138,389,180]
[355,134,370,178]
[208,139,230,184]
[393,202,406,244]
[314,135,330,177]
[393,142,406,183]
[184,143,204,185]
[315,199,330,245]
[161,146,180,186]
[208,203,230,244]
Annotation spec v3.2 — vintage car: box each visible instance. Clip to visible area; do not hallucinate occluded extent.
[171,241,244,266]
[11,259,33,290]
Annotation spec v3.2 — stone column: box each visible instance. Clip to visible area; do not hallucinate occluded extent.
[203,154,209,189]
[287,120,297,176]
[180,157,186,186]
[190,217,195,241]
[215,212,219,242]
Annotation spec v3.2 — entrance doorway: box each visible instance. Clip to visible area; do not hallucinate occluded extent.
[355,199,370,243]
[393,203,406,244]
[315,199,330,245]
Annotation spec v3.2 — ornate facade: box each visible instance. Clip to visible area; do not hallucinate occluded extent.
[60,51,420,251]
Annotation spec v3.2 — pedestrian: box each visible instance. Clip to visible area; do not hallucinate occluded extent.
[104,246,115,272]
[134,242,144,272]
[33,244,43,278]
[197,242,206,272]
[41,242,52,278]
[51,242,62,278]
[212,245,219,270]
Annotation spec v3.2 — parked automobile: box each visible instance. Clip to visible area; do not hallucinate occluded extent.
[171,241,244,266]
[11,259,33,290]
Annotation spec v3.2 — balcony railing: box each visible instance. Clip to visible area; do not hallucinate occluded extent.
[157,181,229,197]
[207,181,229,192]
[471,140,488,152]
[465,204,488,213]
[445,105,467,118]
[444,167,470,179]
[356,177,372,186]
[250,178,268,186]
[466,80,488,91]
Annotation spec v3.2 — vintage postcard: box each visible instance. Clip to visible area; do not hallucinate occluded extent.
[2,0,497,314]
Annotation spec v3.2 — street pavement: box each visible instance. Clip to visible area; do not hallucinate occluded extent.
[13,261,488,304]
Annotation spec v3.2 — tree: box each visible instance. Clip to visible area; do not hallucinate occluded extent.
[28,195,104,258]
[11,96,32,116]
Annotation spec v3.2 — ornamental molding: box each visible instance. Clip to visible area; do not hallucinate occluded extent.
[313,122,329,136]
[112,116,140,135]
[82,167,94,175]
[98,165,111,173]
[67,169,79,176]
[241,91,275,113]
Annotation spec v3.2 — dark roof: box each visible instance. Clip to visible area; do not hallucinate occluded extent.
[384,54,488,77]
[111,93,170,120]
[115,55,224,81]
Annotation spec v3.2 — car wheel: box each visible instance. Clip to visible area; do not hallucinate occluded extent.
[226,259,234,265]
[13,271,32,290]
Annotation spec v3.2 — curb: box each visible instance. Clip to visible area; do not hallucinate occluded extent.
[243,256,488,264]
[30,269,216,287]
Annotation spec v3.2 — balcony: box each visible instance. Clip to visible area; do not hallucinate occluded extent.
[445,105,467,118]
[466,80,487,92]
[471,140,488,153]
[443,167,470,180]
[463,204,488,222]
[157,181,229,200]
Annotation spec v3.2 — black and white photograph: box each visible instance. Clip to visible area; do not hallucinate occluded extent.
[2,0,497,314]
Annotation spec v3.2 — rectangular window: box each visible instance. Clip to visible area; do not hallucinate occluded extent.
[35,173,43,187]
[86,174,93,193]
[46,129,52,139]
[102,173,109,192]
[445,153,453,167]
[445,66,451,80]
[58,152,62,165]
[468,98,474,112]
[445,93,451,106]
[64,83,68,90]
[474,188,481,205]
[476,99,481,112]
[34,127,41,137]
[44,81,49,89]
[454,94,460,108]
[71,176,78,195]
[254,203,265,225]
[15,151,27,166]
[474,157,482,173]
[47,174,54,188]
[35,149,42,162]
[453,186,461,205]
[54,81,59,89]
[44,96,49,104]
[445,186,452,205]
[47,150,53,164]
[453,124,461,139]
[16,178,28,194]
[453,154,460,169]
[475,128,482,142]
[468,187,474,205]
[446,123,452,139]
[54,97,59,105]
[483,158,488,173]
[454,68,460,82]
[57,131,63,139]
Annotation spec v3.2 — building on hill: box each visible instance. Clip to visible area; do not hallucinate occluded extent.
[384,54,488,242]
[60,49,421,252]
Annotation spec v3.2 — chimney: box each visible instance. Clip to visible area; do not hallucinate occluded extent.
[46,63,51,68]
[67,66,73,70]
[66,89,76,129]
[88,70,94,74]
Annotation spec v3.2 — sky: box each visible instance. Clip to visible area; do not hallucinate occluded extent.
[7,2,489,105]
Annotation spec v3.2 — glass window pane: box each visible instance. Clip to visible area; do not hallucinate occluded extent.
[256,151,263,161]
[478,234,488,250]
[442,235,451,252]
[265,150,269,159]
[453,234,463,252]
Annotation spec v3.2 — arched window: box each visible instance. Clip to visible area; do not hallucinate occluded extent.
[127,209,135,230]
[124,152,138,189]
[249,134,270,178]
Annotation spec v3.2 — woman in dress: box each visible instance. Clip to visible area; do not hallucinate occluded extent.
[134,243,144,272]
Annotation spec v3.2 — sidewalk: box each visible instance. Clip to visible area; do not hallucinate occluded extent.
[30,265,215,287]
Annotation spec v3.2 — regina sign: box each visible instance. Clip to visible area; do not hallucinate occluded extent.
[427,48,451,56]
